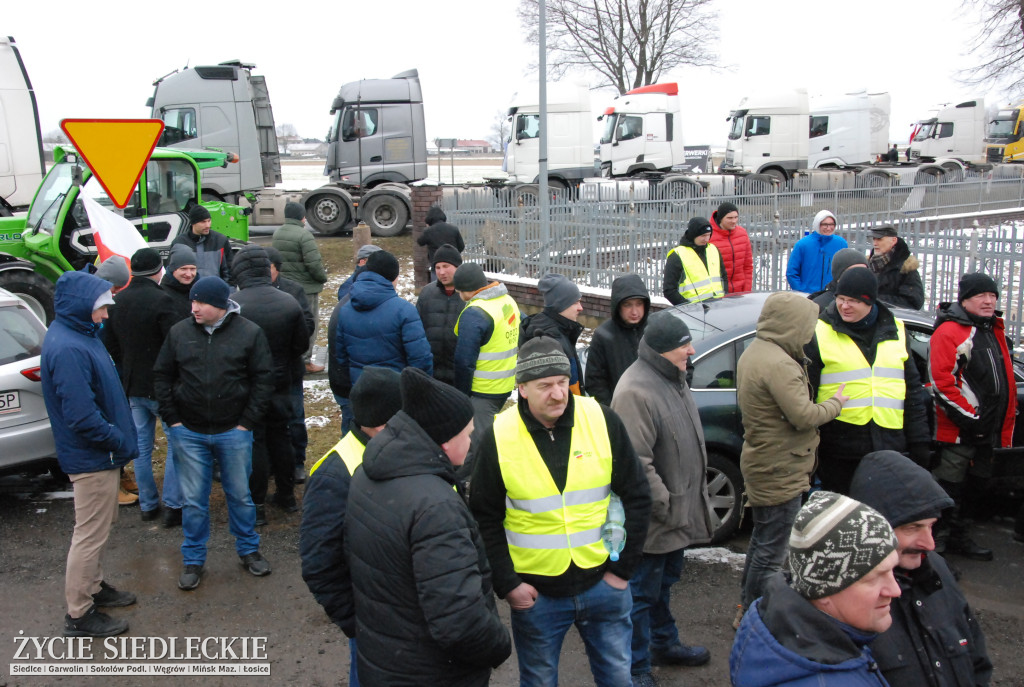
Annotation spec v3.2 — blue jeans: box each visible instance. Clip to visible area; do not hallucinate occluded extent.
[510,578,632,687]
[741,494,803,609]
[130,397,181,511]
[629,549,685,674]
[168,425,260,566]
[335,394,353,437]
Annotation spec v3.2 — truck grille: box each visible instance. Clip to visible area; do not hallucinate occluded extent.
[988,147,1004,163]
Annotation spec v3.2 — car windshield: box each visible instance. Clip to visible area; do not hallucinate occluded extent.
[0,303,45,366]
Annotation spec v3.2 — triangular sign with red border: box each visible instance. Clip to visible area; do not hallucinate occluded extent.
[60,119,165,208]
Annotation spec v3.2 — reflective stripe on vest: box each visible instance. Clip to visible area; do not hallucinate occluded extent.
[455,293,519,394]
[814,318,908,428]
[668,244,724,302]
[494,396,613,576]
[309,431,366,477]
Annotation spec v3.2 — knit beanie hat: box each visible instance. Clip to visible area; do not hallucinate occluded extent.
[425,206,446,226]
[715,202,738,223]
[263,245,284,269]
[400,367,474,446]
[830,248,869,281]
[453,263,489,292]
[643,309,693,354]
[684,217,713,242]
[958,273,999,302]
[95,256,130,288]
[836,267,878,306]
[130,247,163,277]
[188,205,211,223]
[516,335,571,384]
[166,244,198,272]
[365,250,400,282]
[351,366,403,429]
[284,202,305,221]
[189,276,231,310]
[849,450,953,529]
[789,491,898,600]
[432,243,463,268]
[355,244,382,262]
[538,273,581,312]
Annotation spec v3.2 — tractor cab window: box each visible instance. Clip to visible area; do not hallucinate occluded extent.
[144,159,196,215]
[342,108,379,141]
[516,114,540,141]
[26,162,75,234]
[160,108,198,145]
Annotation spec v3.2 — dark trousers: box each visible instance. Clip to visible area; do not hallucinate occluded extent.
[288,379,307,468]
[249,392,295,505]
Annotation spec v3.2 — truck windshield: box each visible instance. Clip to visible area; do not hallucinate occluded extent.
[914,123,936,141]
[600,116,617,145]
[988,112,1019,139]
[26,162,75,234]
[728,116,745,140]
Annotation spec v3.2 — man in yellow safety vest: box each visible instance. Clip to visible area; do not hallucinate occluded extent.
[662,217,728,305]
[470,336,652,686]
[806,269,930,494]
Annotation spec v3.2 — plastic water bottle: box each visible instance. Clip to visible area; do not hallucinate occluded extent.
[602,493,627,561]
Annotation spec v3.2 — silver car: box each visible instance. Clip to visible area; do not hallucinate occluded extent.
[0,287,55,473]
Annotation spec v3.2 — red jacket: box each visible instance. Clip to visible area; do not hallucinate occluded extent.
[709,212,753,293]
[930,303,1016,447]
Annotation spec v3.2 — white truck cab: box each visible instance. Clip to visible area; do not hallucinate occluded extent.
[0,36,45,212]
[598,83,685,177]
[720,89,809,182]
[910,99,985,163]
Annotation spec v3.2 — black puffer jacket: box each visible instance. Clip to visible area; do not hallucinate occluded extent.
[525,309,584,389]
[585,274,650,405]
[417,208,465,266]
[870,238,925,311]
[160,271,194,321]
[416,280,466,385]
[807,302,931,459]
[105,277,180,399]
[230,244,309,392]
[153,306,274,434]
[346,411,511,686]
[849,451,992,687]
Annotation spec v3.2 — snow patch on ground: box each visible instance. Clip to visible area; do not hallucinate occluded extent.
[686,546,746,571]
[305,415,331,428]
[303,378,335,403]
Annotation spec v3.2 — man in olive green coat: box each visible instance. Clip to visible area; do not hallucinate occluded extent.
[272,202,328,372]
[734,292,848,621]
[612,310,715,684]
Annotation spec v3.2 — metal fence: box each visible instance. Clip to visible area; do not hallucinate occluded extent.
[441,174,1024,343]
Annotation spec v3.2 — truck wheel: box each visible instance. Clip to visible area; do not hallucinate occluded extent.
[941,162,964,183]
[362,195,409,237]
[306,193,349,235]
[0,270,56,324]
[762,168,787,187]
[707,452,744,544]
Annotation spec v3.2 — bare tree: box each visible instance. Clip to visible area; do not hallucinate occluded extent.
[486,110,511,153]
[518,0,718,94]
[276,123,299,138]
[41,129,69,144]
[960,0,1024,96]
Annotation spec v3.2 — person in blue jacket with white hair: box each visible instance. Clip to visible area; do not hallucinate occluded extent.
[787,210,848,293]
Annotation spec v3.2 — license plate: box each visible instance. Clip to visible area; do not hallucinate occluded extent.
[0,390,21,414]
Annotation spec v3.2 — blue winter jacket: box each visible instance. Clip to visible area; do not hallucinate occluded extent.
[731,576,890,687]
[787,233,849,293]
[333,271,432,396]
[40,271,138,475]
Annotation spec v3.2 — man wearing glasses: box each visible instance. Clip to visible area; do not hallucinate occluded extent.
[787,210,848,293]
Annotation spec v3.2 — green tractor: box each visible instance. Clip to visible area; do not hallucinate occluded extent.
[0,145,249,322]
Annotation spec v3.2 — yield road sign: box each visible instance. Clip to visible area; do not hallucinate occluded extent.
[60,119,165,208]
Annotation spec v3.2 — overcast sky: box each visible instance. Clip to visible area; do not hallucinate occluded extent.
[5,0,993,149]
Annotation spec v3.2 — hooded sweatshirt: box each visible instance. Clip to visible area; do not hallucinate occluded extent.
[41,270,137,474]
[787,211,848,293]
[736,293,843,506]
[584,274,650,405]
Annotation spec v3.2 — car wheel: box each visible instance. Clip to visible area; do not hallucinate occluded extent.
[0,270,55,324]
[707,451,744,544]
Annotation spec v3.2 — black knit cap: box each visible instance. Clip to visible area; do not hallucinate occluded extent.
[189,276,230,309]
[400,367,474,446]
[715,202,738,222]
[643,309,693,353]
[130,247,163,276]
[432,243,463,268]
[516,335,571,384]
[188,205,211,223]
[830,248,868,280]
[836,267,878,306]
[365,250,400,282]
[263,245,284,269]
[453,263,488,292]
[958,273,999,302]
[351,367,403,429]
[284,202,305,221]
[684,217,713,241]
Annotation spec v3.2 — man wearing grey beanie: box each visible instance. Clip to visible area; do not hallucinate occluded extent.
[731,491,901,686]
[523,273,585,393]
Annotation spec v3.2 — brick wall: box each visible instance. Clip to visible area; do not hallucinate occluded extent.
[411,184,443,289]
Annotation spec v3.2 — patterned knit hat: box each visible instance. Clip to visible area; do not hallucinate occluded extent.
[516,336,570,384]
[788,491,898,600]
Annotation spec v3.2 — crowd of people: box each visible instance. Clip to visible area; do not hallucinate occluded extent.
[38,199,1015,687]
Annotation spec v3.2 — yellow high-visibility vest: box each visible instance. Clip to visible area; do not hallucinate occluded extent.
[455,292,519,395]
[494,396,613,576]
[309,431,366,477]
[668,244,724,302]
[814,318,908,429]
